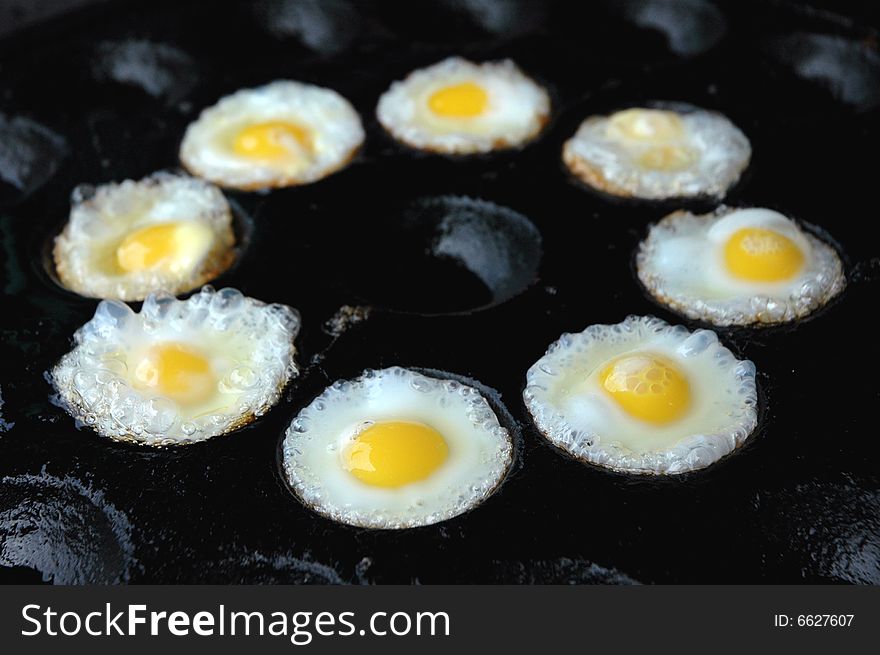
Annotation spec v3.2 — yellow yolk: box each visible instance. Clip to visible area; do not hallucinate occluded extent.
[638,145,695,170]
[115,222,212,274]
[610,108,685,143]
[232,121,312,159]
[343,421,449,488]
[428,82,489,118]
[724,227,805,282]
[133,343,216,406]
[600,354,690,425]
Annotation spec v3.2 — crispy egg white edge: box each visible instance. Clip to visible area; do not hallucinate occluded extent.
[562,108,751,199]
[53,172,235,301]
[523,315,758,475]
[376,56,551,154]
[636,207,846,326]
[179,80,365,190]
[50,286,300,446]
[282,366,513,529]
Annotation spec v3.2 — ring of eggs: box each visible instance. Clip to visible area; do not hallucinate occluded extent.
[562,106,751,199]
[180,80,365,190]
[282,367,513,529]
[637,207,846,325]
[524,316,758,474]
[51,286,300,446]
[53,172,236,301]
[376,57,551,155]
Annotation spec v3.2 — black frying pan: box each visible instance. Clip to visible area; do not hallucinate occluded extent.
[0,0,878,584]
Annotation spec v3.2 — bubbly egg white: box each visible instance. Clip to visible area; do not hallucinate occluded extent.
[637,207,846,325]
[51,286,300,446]
[53,172,235,301]
[376,57,550,154]
[562,106,750,199]
[282,367,513,529]
[524,316,758,474]
[180,80,364,190]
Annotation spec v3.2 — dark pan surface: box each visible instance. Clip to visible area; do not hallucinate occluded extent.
[1,0,879,584]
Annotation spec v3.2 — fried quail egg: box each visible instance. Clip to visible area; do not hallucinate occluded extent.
[524,315,758,474]
[180,80,364,190]
[637,207,846,325]
[51,286,300,446]
[53,172,235,301]
[562,106,751,199]
[376,57,550,154]
[282,367,513,529]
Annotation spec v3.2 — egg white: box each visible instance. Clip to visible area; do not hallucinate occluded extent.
[282,367,513,529]
[562,105,751,199]
[637,207,846,325]
[180,80,364,190]
[51,286,300,446]
[524,316,758,474]
[376,57,550,154]
[53,172,235,301]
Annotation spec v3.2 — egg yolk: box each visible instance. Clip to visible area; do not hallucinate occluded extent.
[116,222,212,275]
[600,354,690,425]
[343,420,449,488]
[232,121,312,159]
[610,108,685,143]
[428,82,488,118]
[133,342,216,406]
[724,227,805,282]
